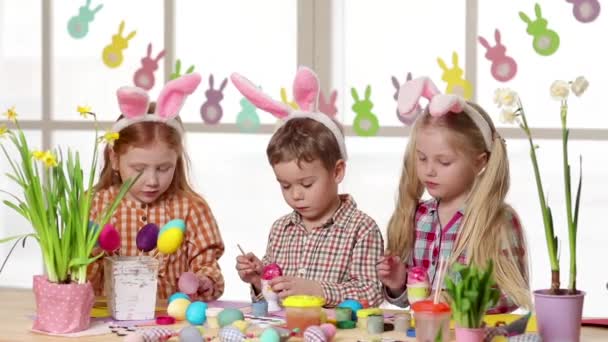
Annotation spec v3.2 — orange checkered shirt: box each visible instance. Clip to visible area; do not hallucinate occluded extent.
[87,186,225,300]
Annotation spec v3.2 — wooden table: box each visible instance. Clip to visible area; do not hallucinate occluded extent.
[1,288,606,341]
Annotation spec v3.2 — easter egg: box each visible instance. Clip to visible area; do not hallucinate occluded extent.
[123,332,145,342]
[262,263,283,280]
[338,299,363,321]
[160,218,186,235]
[98,223,120,252]
[303,326,327,342]
[178,271,200,295]
[167,297,191,320]
[259,327,281,342]
[231,319,249,333]
[169,292,190,303]
[218,326,245,342]
[157,227,184,254]
[217,308,244,328]
[179,326,204,342]
[320,323,336,339]
[136,223,159,252]
[186,301,208,325]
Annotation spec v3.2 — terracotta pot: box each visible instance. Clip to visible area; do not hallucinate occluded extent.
[32,275,95,333]
[534,289,585,342]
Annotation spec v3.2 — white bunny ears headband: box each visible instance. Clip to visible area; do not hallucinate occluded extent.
[230,66,348,160]
[112,73,202,135]
[397,76,494,151]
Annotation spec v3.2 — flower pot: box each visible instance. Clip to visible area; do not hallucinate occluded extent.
[104,256,159,320]
[32,275,95,333]
[455,326,485,342]
[534,289,585,342]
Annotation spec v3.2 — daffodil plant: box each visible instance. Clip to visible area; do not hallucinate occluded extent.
[0,106,137,284]
[494,76,588,294]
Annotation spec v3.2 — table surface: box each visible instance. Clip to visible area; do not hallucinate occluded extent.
[1,288,606,341]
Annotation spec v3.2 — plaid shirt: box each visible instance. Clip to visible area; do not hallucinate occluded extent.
[385,198,526,314]
[253,194,384,307]
[87,186,225,300]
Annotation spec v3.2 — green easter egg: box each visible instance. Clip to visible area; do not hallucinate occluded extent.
[160,219,186,235]
[259,327,281,342]
[217,308,245,328]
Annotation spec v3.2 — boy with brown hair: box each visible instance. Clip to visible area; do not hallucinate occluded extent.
[231,67,384,307]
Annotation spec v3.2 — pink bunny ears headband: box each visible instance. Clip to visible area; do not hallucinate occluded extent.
[230,66,348,160]
[112,73,202,135]
[397,76,494,151]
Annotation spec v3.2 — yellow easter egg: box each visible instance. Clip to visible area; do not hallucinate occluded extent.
[167,297,191,320]
[157,227,184,254]
[232,319,250,333]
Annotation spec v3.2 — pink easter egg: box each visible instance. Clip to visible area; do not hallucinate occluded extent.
[99,223,120,252]
[178,271,199,295]
[262,263,283,280]
[407,266,429,285]
[320,323,336,339]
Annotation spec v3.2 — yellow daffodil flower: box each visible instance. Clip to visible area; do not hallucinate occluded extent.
[3,106,17,122]
[77,105,92,118]
[42,151,58,168]
[0,124,8,138]
[100,131,120,145]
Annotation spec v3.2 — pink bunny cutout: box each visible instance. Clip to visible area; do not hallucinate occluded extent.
[478,29,518,82]
[133,43,166,90]
[230,66,347,160]
[113,73,202,134]
[397,76,493,151]
[318,90,338,117]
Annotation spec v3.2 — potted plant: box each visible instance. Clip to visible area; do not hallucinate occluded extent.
[445,261,500,342]
[494,76,589,341]
[0,106,136,334]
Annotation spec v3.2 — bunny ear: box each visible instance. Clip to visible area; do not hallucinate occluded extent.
[406,72,412,81]
[494,29,501,43]
[219,78,228,92]
[118,21,125,34]
[292,66,320,112]
[155,72,202,119]
[330,90,337,103]
[146,43,152,56]
[428,94,465,117]
[478,36,490,48]
[155,49,166,61]
[397,76,440,120]
[391,76,400,89]
[230,73,291,119]
[117,86,150,118]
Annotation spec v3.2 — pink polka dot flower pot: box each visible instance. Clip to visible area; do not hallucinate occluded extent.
[32,275,95,333]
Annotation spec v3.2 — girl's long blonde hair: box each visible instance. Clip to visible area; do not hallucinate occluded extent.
[95,104,202,203]
[387,103,532,309]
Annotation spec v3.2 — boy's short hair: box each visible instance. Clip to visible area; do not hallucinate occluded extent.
[266,117,344,171]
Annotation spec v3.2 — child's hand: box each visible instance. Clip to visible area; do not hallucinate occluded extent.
[235,253,263,285]
[269,276,323,299]
[377,255,407,296]
[198,275,214,296]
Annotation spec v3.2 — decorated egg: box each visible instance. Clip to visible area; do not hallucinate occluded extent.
[217,308,244,328]
[98,223,120,252]
[123,332,145,342]
[179,326,204,342]
[136,223,159,252]
[231,319,249,333]
[218,326,245,342]
[186,301,208,325]
[259,327,281,342]
[320,323,336,339]
[167,297,191,320]
[160,218,186,234]
[338,299,363,321]
[178,271,200,295]
[261,263,283,280]
[157,227,184,254]
[168,292,190,303]
[303,325,327,342]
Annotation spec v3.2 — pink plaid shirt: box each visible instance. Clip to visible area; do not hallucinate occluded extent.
[253,194,384,307]
[385,198,527,313]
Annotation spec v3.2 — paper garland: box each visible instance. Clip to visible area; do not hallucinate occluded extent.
[200,74,228,125]
[478,29,518,82]
[133,43,165,90]
[519,3,560,56]
[67,0,103,39]
[102,21,136,68]
[437,52,473,100]
[351,86,379,137]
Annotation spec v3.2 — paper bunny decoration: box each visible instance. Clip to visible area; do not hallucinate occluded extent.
[478,29,518,82]
[133,43,166,90]
[230,66,348,160]
[102,21,136,68]
[67,0,103,39]
[397,76,493,151]
[112,73,202,134]
[519,3,560,56]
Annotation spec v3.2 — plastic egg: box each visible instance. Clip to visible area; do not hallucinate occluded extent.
[169,292,191,304]
[160,218,186,234]
[178,271,200,295]
[179,326,204,342]
[217,308,245,328]
[98,223,120,252]
[167,297,191,320]
[136,223,159,252]
[338,299,363,321]
[186,301,208,325]
[218,326,245,342]
[259,327,281,342]
[157,227,184,254]
[320,323,336,339]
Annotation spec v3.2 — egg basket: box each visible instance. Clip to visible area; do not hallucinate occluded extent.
[104,256,159,320]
